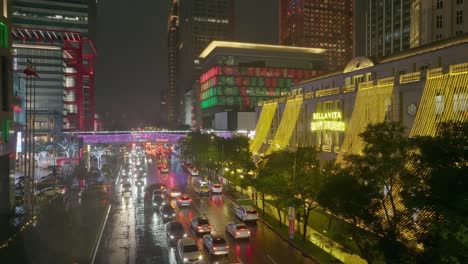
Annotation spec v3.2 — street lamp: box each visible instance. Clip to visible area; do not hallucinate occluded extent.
[276,144,296,240]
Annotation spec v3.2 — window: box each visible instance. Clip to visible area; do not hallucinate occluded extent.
[436,0,443,9]
[457,0,463,5]
[434,95,445,115]
[436,15,443,28]
[456,30,463,36]
[456,11,463,25]
[453,93,467,112]
[436,33,443,40]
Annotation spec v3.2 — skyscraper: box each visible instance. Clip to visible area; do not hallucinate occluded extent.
[365,0,468,59]
[365,0,412,58]
[279,0,354,71]
[11,0,97,134]
[176,0,234,128]
[167,0,179,127]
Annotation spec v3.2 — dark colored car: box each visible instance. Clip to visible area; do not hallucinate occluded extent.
[152,195,166,208]
[165,221,187,246]
[159,204,176,221]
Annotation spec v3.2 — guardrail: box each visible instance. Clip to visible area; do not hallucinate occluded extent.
[90,204,112,264]
[89,165,121,264]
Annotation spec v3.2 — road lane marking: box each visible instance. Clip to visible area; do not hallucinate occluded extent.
[267,254,278,264]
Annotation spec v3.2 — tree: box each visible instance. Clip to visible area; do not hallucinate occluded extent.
[57,137,79,158]
[327,121,416,263]
[291,147,324,241]
[90,144,108,169]
[318,165,382,263]
[401,121,468,263]
[257,150,292,226]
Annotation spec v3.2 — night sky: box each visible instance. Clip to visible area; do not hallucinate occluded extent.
[95,0,277,130]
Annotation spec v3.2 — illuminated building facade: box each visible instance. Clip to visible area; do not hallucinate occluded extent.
[279,0,353,71]
[199,41,325,129]
[177,0,234,127]
[252,37,468,159]
[0,0,14,217]
[11,0,96,135]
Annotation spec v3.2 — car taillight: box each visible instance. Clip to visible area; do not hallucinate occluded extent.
[208,225,212,228]
[213,247,217,250]
[197,226,201,229]
[247,230,251,235]
[236,232,240,235]
[225,245,230,249]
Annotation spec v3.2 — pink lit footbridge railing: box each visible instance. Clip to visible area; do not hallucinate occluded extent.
[69,131,233,144]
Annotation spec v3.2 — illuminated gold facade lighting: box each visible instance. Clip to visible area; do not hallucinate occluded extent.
[266,96,303,154]
[250,101,278,154]
[410,63,468,137]
[337,78,395,161]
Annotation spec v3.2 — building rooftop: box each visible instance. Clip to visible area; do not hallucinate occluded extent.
[296,35,468,85]
[199,41,326,59]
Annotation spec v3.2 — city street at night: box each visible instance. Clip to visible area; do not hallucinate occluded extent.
[97,149,317,264]
[1,1,467,263]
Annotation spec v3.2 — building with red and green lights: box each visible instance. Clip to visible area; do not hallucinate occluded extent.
[197,41,325,129]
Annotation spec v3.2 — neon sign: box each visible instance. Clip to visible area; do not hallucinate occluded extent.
[311,111,345,131]
[312,112,342,120]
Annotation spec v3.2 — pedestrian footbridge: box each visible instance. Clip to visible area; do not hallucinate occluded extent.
[69,131,233,144]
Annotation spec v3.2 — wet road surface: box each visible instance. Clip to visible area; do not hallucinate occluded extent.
[98,153,315,264]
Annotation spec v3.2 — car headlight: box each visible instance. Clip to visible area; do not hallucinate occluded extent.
[183,233,187,238]
[164,214,168,217]
[198,255,203,260]
[183,257,188,262]
[172,213,176,217]
[170,235,174,239]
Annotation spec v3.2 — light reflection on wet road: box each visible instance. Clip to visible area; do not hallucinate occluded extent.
[99,152,316,264]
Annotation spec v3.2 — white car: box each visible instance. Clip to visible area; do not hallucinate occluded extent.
[235,205,259,222]
[177,237,203,263]
[226,222,251,239]
[211,183,222,194]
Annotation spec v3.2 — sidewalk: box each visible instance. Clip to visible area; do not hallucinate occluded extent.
[221,178,367,264]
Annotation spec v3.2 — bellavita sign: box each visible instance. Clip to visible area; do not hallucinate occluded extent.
[311,112,345,131]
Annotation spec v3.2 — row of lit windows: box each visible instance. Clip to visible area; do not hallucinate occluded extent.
[437,0,464,9]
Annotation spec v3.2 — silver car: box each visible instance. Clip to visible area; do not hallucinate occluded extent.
[177,237,203,263]
[225,222,251,239]
[190,217,212,234]
[203,234,229,256]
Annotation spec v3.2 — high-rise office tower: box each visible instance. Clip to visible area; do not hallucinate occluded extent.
[365,0,412,58]
[167,0,179,127]
[279,0,353,71]
[411,0,468,48]
[11,0,97,134]
[177,0,234,127]
[365,0,468,59]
